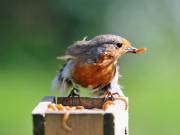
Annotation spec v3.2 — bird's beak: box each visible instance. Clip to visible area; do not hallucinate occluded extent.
[127,47,146,54]
[127,47,137,53]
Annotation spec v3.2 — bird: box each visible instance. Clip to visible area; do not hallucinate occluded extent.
[52,34,146,103]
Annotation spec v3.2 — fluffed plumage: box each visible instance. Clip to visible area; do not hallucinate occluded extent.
[52,34,146,96]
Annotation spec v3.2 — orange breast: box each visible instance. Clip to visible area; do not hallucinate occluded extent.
[71,59,116,89]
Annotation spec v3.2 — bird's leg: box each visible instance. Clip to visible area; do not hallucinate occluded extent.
[68,88,80,97]
[68,88,81,106]
[102,91,128,110]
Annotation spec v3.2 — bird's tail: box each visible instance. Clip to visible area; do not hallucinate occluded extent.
[51,74,67,94]
[52,61,74,94]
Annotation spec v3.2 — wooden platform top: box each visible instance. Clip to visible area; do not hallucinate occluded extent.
[32,96,128,116]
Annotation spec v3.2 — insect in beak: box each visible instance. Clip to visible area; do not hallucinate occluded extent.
[127,47,146,54]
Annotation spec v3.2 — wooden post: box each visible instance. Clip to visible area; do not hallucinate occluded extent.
[32,96,128,135]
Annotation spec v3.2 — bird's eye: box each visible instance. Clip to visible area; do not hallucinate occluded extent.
[116,43,123,48]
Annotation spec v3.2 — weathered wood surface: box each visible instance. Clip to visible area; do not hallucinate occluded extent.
[57,97,105,109]
[45,113,104,135]
[32,96,128,135]
[32,96,55,135]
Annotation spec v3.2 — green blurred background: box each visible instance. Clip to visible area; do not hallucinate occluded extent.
[0,0,180,135]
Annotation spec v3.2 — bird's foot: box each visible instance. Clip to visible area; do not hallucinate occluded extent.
[102,91,128,110]
[68,88,81,106]
[68,88,80,98]
[104,91,120,101]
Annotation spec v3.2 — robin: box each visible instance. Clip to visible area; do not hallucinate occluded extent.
[53,34,146,104]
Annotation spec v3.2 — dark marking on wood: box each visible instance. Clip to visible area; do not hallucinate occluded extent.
[125,127,128,135]
[57,97,105,109]
[33,115,45,135]
[104,113,114,135]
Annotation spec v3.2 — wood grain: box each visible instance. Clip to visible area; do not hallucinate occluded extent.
[45,113,103,135]
[57,97,104,108]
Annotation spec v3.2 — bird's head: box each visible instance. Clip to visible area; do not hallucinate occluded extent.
[91,34,146,61]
